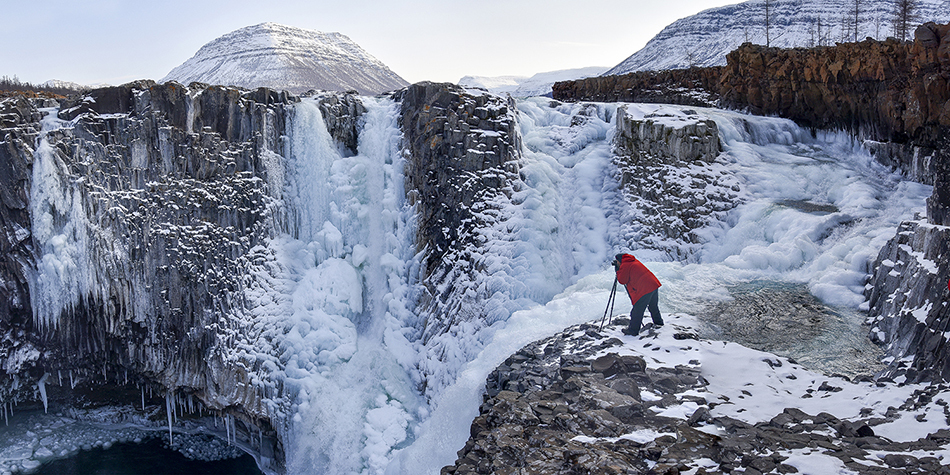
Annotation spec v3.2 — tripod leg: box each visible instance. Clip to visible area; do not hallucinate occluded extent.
[600,278,618,331]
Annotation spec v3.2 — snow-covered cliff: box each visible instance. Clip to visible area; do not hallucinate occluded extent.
[606,0,950,75]
[162,23,408,95]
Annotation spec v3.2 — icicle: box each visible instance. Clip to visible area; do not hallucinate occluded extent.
[165,391,174,445]
[70,370,75,389]
[37,373,49,414]
[57,370,62,386]
[141,386,145,412]
[103,363,106,381]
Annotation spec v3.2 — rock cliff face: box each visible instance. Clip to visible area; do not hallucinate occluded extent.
[552,68,721,108]
[611,106,737,260]
[717,35,950,192]
[1,81,300,470]
[866,219,950,382]
[395,82,524,389]
[0,80,529,471]
[0,82,381,472]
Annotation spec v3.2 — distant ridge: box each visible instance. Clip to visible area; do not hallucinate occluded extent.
[606,0,950,75]
[162,22,409,95]
[459,67,607,98]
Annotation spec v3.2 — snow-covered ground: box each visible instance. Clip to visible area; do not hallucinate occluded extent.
[8,95,934,475]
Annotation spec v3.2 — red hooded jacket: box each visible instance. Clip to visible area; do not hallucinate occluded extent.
[616,254,661,304]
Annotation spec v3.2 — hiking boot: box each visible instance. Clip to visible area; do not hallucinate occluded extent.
[622,327,638,336]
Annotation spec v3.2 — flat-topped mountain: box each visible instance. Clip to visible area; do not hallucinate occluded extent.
[162,22,409,94]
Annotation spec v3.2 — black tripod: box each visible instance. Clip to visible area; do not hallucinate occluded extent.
[599,277,618,331]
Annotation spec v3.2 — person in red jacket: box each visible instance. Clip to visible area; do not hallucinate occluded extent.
[613,253,663,335]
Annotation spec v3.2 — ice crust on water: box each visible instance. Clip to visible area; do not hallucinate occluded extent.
[18,96,934,474]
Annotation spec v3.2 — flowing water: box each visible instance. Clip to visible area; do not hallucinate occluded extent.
[12,97,931,475]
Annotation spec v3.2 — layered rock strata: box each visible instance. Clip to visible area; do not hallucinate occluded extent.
[444,320,950,475]
[552,67,721,108]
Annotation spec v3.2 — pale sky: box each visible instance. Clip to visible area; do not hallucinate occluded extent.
[2,0,741,87]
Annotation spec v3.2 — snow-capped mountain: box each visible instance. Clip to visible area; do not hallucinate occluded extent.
[459,66,607,97]
[606,0,950,75]
[40,79,91,91]
[162,22,409,95]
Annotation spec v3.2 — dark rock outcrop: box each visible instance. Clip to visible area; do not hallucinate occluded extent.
[1,81,303,472]
[553,67,721,107]
[866,220,950,383]
[395,82,522,340]
[314,91,366,155]
[611,106,738,260]
[444,320,950,474]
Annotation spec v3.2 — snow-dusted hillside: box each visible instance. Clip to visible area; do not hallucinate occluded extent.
[460,66,607,97]
[606,0,950,75]
[162,22,408,95]
[39,79,90,91]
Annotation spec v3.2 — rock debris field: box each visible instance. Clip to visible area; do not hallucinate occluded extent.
[444,313,950,474]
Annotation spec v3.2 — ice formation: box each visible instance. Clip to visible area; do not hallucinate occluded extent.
[6,90,932,475]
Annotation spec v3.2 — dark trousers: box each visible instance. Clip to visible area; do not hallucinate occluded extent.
[628,289,662,334]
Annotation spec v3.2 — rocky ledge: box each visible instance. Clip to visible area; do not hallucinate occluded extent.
[611,105,737,261]
[444,315,950,474]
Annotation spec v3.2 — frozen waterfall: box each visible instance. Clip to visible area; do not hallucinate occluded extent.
[17,94,931,475]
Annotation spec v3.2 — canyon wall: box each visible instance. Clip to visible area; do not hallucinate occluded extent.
[0,79,528,471]
[0,82,385,471]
